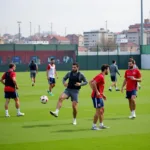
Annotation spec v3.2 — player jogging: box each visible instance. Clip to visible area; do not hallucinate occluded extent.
[0,63,24,117]
[47,58,58,96]
[109,60,121,91]
[121,60,142,119]
[89,64,109,130]
[50,63,88,125]
[29,60,38,86]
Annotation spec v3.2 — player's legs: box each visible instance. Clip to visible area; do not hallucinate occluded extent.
[127,91,136,118]
[5,98,10,117]
[50,92,69,117]
[109,76,119,91]
[70,90,79,125]
[72,101,78,125]
[14,97,25,116]
[48,78,55,96]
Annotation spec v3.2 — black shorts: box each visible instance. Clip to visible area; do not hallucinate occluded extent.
[5,91,19,99]
[30,72,36,78]
[111,76,117,82]
[126,90,137,99]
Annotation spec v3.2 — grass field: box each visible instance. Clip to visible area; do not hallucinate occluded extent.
[0,70,150,150]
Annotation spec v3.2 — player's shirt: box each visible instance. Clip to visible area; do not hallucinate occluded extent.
[1,69,16,92]
[47,64,55,78]
[91,73,105,98]
[124,69,141,91]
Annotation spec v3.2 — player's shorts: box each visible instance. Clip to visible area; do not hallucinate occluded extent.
[30,72,36,78]
[126,90,137,99]
[111,75,117,82]
[64,88,79,102]
[48,77,56,84]
[92,97,104,108]
[4,91,19,99]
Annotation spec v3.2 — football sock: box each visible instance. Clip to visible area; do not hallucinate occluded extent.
[5,110,9,115]
[17,108,20,114]
[92,123,96,127]
[100,122,104,127]
[55,109,59,114]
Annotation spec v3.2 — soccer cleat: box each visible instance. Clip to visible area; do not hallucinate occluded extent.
[109,89,112,92]
[73,120,77,125]
[17,112,25,117]
[50,111,58,117]
[91,126,100,130]
[5,114,10,117]
[129,114,136,119]
[100,125,110,129]
[116,89,120,91]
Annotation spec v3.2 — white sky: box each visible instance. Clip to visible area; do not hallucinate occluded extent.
[0,0,150,37]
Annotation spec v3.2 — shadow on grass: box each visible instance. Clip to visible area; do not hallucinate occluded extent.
[51,128,90,133]
[22,123,69,128]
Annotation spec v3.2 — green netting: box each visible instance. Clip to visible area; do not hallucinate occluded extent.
[35,44,57,51]
[15,44,34,51]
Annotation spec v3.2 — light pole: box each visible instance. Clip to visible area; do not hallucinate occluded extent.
[17,21,21,42]
[141,0,143,45]
[30,22,32,37]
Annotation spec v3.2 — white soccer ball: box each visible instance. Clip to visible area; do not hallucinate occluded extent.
[40,95,48,104]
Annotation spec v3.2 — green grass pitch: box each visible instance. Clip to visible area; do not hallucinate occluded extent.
[0,70,150,150]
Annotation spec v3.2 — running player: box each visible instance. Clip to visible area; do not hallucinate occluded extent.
[89,64,109,130]
[0,63,24,117]
[29,60,38,86]
[109,60,121,91]
[121,60,142,119]
[46,58,58,96]
[50,63,88,125]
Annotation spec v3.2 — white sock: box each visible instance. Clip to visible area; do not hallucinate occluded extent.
[93,123,96,127]
[100,122,104,127]
[55,109,59,114]
[132,110,135,115]
[116,87,118,90]
[73,118,76,122]
[5,110,9,114]
[17,108,20,114]
[109,86,112,89]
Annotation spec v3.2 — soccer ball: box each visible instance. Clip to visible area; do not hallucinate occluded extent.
[40,95,48,104]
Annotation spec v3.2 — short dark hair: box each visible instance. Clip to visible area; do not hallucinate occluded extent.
[112,60,116,64]
[51,58,54,61]
[101,64,109,72]
[31,60,34,63]
[9,63,15,69]
[128,59,135,64]
[72,62,79,68]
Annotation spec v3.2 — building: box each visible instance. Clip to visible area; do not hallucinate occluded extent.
[0,37,4,44]
[50,36,70,44]
[115,33,128,44]
[127,28,147,45]
[66,34,84,46]
[83,28,115,48]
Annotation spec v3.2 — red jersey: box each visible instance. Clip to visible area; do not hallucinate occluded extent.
[1,69,16,92]
[124,69,141,91]
[91,73,105,98]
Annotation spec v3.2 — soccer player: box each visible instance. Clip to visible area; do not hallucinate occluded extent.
[46,58,58,96]
[89,64,109,130]
[50,62,88,125]
[109,60,121,91]
[0,63,24,117]
[29,60,38,86]
[121,60,142,119]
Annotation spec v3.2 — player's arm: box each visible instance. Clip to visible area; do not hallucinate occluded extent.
[116,66,120,76]
[46,65,50,80]
[130,70,142,82]
[89,80,94,90]
[62,72,70,87]
[0,73,5,85]
[76,73,88,86]
[55,67,58,78]
[36,64,38,73]
[12,73,19,89]
[91,80,99,95]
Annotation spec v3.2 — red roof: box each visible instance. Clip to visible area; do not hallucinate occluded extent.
[52,36,69,41]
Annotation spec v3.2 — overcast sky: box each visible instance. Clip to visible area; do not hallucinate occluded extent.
[0,0,150,37]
